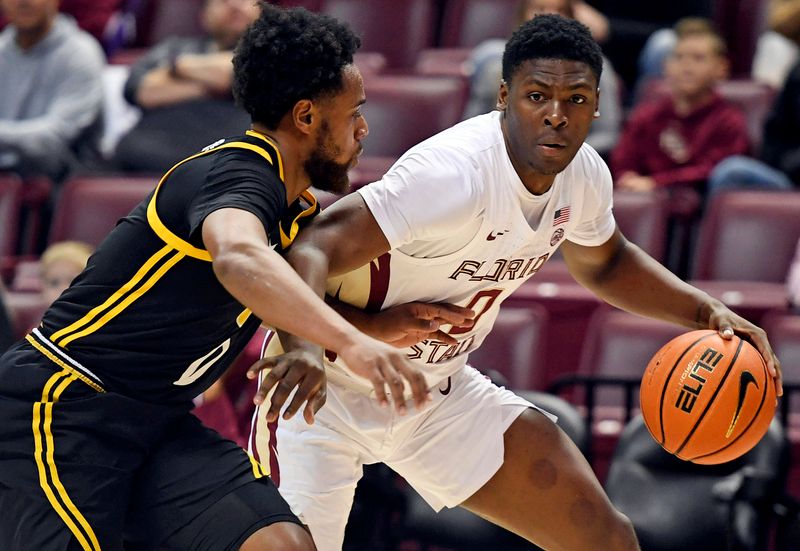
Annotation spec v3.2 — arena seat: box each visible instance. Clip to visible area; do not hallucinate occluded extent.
[467,304,548,390]
[320,0,437,68]
[439,0,520,48]
[605,416,788,551]
[613,189,669,262]
[713,0,769,79]
[48,176,156,247]
[360,75,468,158]
[0,174,22,263]
[575,308,685,411]
[414,48,472,77]
[691,190,800,282]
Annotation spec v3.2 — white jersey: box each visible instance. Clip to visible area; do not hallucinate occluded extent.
[268,111,616,393]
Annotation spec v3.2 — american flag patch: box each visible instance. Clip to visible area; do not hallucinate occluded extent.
[553,206,571,226]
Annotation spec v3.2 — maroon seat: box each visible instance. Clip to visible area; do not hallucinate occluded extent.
[506,282,602,389]
[439,0,520,48]
[0,174,22,261]
[320,0,436,68]
[414,48,472,77]
[48,176,156,247]
[467,304,548,390]
[577,308,686,402]
[613,189,669,262]
[691,190,800,282]
[713,0,769,79]
[278,0,323,9]
[360,75,468,158]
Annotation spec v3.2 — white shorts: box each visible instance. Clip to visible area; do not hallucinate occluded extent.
[250,365,555,551]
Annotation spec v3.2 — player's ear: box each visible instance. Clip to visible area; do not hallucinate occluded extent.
[292,99,317,135]
[496,80,509,112]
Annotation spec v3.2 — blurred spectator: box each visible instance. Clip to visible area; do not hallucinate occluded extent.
[790,238,800,310]
[638,0,800,96]
[0,0,105,182]
[611,18,749,194]
[465,0,622,156]
[113,0,258,174]
[40,240,92,305]
[707,57,800,194]
[585,0,712,93]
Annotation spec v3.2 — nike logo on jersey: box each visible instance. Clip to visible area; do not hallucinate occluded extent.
[726,370,758,438]
[439,376,452,395]
[486,230,509,241]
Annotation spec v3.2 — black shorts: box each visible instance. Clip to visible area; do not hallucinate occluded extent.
[0,342,301,551]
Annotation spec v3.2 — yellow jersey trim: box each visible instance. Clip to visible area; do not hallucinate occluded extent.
[57,251,185,348]
[279,190,318,249]
[26,336,105,393]
[33,370,101,551]
[245,130,284,181]
[51,245,174,346]
[147,140,279,262]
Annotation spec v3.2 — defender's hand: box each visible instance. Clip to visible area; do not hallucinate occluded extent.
[247,349,327,424]
[707,305,783,396]
[369,302,475,348]
[339,335,431,414]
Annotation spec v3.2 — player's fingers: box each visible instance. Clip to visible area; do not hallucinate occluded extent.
[304,387,327,425]
[425,304,476,325]
[265,369,303,422]
[283,376,320,421]
[253,360,288,405]
[431,329,458,345]
[395,361,430,410]
[379,363,408,415]
[742,327,783,397]
[247,356,278,379]
[719,326,734,340]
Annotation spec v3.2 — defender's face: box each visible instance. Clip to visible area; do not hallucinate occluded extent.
[499,58,598,176]
[305,65,368,193]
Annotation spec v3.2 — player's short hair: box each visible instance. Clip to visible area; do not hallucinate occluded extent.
[232,3,361,129]
[502,14,603,85]
[674,17,728,57]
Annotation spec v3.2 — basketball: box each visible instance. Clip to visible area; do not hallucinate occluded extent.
[640,330,776,465]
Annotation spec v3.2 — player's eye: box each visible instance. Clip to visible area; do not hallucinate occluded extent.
[571,95,587,104]
[528,92,545,102]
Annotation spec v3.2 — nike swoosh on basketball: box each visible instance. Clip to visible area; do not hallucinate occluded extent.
[726,370,758,438]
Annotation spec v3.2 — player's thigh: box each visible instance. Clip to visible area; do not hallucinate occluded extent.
[273,412,365,551]
[461,408,638,551]
[239,522,315,551]
[125,413,301,551]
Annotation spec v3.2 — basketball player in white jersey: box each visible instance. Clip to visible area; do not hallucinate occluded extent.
[249,15,782,551]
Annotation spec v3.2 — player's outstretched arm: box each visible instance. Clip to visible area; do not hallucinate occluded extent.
[203,207,430,414]
[561,228,782,395]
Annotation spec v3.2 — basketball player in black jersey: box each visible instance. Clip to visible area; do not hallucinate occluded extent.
[0,5,464,550]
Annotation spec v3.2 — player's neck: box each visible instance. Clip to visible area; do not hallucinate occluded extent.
[250,124,308,203]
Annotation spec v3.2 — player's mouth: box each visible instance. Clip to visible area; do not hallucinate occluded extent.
[537,142,567,156]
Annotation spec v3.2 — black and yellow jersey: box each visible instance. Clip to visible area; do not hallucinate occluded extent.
[33,131,319,405]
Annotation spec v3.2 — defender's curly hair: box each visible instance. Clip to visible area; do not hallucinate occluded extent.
[502,14,603,85]
[233,3,361,128]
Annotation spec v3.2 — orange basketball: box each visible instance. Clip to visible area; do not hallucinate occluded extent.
[640,330,776,465]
